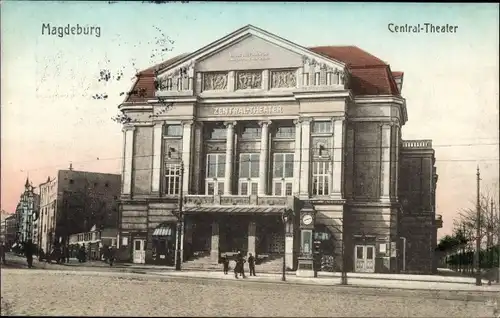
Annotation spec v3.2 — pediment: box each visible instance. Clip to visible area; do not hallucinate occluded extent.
[156,25,346,78]
[196,34,304,72]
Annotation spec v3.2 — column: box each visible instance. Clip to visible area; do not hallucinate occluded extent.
[182,121,193,195]
[299,119,312,198]
[247,221,256,257]
[151,122,163,194]
[285,221,294,269]
[293,119,302,195]
[331,117,345,199]
[192,122,204,194]
[122,126,135,196]
[210,221,219,263]
[258,121,271,196]
[380,123,392,200]
[224,122,236,195]
[394,122,400,198]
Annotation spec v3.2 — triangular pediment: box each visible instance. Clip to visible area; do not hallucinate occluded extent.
[157,25,346,77]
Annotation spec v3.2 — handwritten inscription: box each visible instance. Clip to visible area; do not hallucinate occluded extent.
[229,51,270,62]
[213,106,283,116]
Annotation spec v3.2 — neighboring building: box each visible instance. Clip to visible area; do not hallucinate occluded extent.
[15,179,40,244]
[399,140,442,274]
[0,220,6,243]
[116,25,439,274]
[38,168,121,252]
[5,214,17,248]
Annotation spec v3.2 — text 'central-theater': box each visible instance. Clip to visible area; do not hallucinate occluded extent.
[116,25,441,275]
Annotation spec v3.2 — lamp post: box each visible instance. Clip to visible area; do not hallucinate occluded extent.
[175,161,185,271]
[475,167,482,286]
[281,209,290,282]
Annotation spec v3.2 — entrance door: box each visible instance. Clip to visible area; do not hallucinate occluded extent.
[133,239,146,264]
[354,245,375,273]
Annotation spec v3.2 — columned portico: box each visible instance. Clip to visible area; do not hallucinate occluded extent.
[247,221,256,257]
[151,123,163,194]
[293,119,302,195]
[182,121,193,195]
[122,126,135,196]
[224,122,236,195]
[299,119,311,198]
[331,117,344,199]
[258,121,271,196]
[210,221,219,263]
[380,123,392,200]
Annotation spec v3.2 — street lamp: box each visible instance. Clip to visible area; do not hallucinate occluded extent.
[281,209,292,282]
[175,161,185,271]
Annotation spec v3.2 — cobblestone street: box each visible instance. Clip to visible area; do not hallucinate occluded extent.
[1,268,498,317]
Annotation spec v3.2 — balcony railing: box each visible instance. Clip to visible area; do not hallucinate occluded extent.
[402,140,433,149]
[184,195,289,206]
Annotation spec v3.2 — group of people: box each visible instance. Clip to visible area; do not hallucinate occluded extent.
[221,251,256,279]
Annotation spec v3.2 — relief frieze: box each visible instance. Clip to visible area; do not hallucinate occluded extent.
[236,71,262,90]
[203,72,228,91]
[271,70,297,88]
[205,142,226,152]
[272,141,294,151]
[312,137,333,157]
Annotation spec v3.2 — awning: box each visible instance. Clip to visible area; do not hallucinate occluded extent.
[153,226,173,237]
[183,206,285,214]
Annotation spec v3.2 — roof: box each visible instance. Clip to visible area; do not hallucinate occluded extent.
[122,41,402,103]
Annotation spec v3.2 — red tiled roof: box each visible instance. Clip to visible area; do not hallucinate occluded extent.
[123,45,401,103]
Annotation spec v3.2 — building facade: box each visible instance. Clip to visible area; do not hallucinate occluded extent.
[38,169,121,252]
[15,179,40,245]
[117,25,440,274]
[5,214,17,248]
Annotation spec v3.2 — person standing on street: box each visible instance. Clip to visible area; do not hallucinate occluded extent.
[108,245,116,267]
[221,254,229,274]
[0,242,6,265]
[248,253,256,276]
[25,239,35,268]
[235,251,246,279]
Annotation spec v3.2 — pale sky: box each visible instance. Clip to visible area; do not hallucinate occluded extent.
[1,2,499,239]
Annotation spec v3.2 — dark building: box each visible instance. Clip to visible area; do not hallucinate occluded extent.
[5,214,18,248]
[399,140,442,274]
[38,169,121,251]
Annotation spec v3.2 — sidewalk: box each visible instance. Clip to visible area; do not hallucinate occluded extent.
[151,270,500,292]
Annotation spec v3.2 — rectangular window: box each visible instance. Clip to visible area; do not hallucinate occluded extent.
[241,126,261,139]
[165,125,182,137]
[314,72,320,85]
[207,126,227,140]
[272,153,294,196]
[303,73,309,86]
[238,153,260,195]
[205,154,226,195]
[166,78,173,90]
[273,125,295,139]
[312,161,331,196]
[312,121,333,134]
[177,78,183,91]
[164,164,181,195]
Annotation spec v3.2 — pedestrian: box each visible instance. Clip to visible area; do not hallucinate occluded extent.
[235,251,246,279]
[221,254,229,274]
[108,245,116,267]
[248,253,256,276]
[25,239,35,268]
[0,242,6,265]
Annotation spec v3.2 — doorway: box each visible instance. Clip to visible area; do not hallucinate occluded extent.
[133,239,146,264]
[354,245,375,273]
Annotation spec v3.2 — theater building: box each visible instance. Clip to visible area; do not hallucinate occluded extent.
[117,25,440,274]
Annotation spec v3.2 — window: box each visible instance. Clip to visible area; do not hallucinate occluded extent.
[272,153,294,195]
[303,73,309,86]
[164,164,181,195]
[206,126,226,140]
[314,72,320,85]
[312,121,332,134]
[205,154,225,195]
[273,125,295,139]
[165,125,182,137]
[312,161,331,196]
[326,72,337,85]
[238,154,260,195]
[240,124,261,139]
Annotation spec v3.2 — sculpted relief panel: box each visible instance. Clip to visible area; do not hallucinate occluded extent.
[236,71,262,90]
[271,70,297,89]
[203,72,228,91]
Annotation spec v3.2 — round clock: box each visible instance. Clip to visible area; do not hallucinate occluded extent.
[302,214,313,225]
